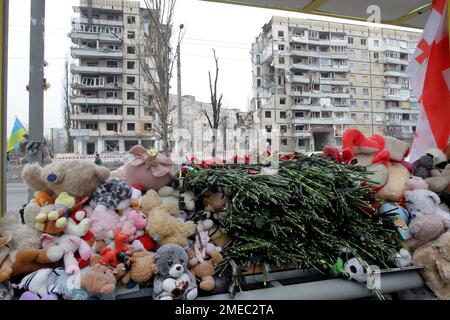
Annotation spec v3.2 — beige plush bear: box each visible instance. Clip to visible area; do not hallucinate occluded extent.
[412,230,450,299]
[21,160,110,198]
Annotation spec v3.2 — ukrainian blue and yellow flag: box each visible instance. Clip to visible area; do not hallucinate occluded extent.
[7,117,27,152]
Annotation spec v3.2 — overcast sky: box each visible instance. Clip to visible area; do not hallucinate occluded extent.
[6,0,422,136]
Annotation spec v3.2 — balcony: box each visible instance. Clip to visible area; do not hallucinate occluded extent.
[384,82,402,89]
[320,78,350,85]
[293,131,312,138]
[384,57,409,65]
[70,96,122,105]
[291,91,323,98]
[384,44,409,54]
[330,52,348,59]
[293,117,312,124]
[290,75,310,83]
[70,113,123,121]
[71,47,123,59]
[320,65,350,72]
[385,108,419,114]
[330,38,347,46]
[328,92,350,99]
[71,81,121,90]
[69,31,122,43]
[385,94,408,101]
[70,64,123,74]
[69,129,100,137]
[72,17,123,27]
[290,49,321,58]
[309,118,335,124]
[291,63,320,71]
[384,70,408,78]
[289,35,314,44]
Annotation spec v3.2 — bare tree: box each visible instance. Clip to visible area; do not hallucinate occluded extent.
[202,49,225,157]
[62,58,73,153]
[138,0,182,155]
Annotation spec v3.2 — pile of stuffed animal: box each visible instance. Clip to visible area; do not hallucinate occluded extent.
[2,130,450,300]
[0,145,228,300]
[322,128,450,299]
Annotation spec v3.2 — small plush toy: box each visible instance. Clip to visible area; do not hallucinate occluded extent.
[100,231,129,268]
[405,189,450,223]
[33,191,54,207]
[192,230,223,264]
[158,186,180,207]
[203,192,229,220]
[146,208,196,247]
[55,266,116,300]
[391,248,412,268]
[89,207,121,244]
[40,192,76,229]
[425,164,450,194]
[375,162,411,202]
[405,176,429,191]
[406,215,448,249]
[130,185,144,210]
[0,281,14,300]
[140,189,162,214]
[80,264,117,295]
[19,291,58,300]
[0,245,64,282]
[13,267,64,298]
[116,209,148,242]
[343,257,377,284]
[153,244,198,300]
[121,250,158,286]
[121,146,174,191]
[41,233,93,275]
[412,149,448,179]
[91,177,133,211]
[65,207,92,239]
[188,247,224,291]
[412,230,450,299]
[22,160,110,198]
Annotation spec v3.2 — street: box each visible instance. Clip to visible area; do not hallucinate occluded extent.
[6,182,28,212]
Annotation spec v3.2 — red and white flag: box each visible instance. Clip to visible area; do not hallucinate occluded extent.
[407,0,450,162]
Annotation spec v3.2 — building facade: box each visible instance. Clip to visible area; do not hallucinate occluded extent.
[168,94,240,156]
[249,16,422,153]
[69,0,158,154]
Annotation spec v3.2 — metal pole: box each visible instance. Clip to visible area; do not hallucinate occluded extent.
[1,0,9,217]
[28,0,45,200]
[176,43,182,130]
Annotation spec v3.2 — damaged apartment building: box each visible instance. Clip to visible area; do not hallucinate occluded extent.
[69,0,158,154]
[247,16,422,152]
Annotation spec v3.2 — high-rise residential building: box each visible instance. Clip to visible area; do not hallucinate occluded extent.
[249,16,422,153]
[69,0,158,154]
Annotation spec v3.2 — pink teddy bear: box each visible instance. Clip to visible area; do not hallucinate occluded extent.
[116,209,148,242]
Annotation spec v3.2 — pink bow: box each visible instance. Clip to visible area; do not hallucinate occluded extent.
[127,145,173,178]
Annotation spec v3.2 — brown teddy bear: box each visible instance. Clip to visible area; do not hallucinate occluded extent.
[188,248,223,291]
[121,250,158,285]
[22,160,110,198]
[80,264,117,295]
[412,230,450,299]
[203,192,229,220]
